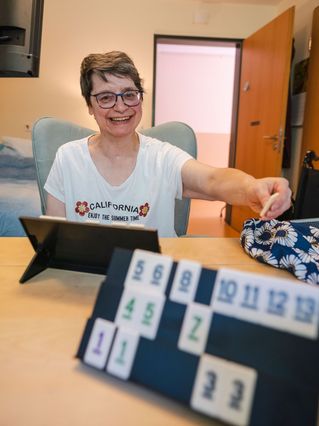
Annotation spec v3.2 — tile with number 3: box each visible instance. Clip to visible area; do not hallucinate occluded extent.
[191,354,257,426]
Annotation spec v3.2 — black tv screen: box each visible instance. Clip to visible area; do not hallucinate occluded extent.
[0,0,44,77]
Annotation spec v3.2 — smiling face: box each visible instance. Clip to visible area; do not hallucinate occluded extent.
[88,72,143,139]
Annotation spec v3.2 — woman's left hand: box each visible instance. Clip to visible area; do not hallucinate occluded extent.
[246,177,292,219]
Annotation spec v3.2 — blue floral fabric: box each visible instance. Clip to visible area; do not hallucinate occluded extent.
[240,219,319,285]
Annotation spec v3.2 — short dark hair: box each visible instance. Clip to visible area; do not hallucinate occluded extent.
[80,51,144,106]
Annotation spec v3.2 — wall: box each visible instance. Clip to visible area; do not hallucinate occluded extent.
[0,0,277,138]
[277,0,319,193]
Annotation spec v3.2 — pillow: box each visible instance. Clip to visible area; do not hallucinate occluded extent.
[0,145,18,156]
[0,153,36,179]
[1,136,33,158]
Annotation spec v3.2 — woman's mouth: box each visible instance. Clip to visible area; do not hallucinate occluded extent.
[110,116,131,122]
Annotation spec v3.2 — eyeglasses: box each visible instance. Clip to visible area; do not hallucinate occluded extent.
[90,89,143,109]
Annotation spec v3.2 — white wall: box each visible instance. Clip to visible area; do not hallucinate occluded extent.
[0,0,277,138]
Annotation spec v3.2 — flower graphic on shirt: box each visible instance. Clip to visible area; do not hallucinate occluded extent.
[75,201,90,216]
[139,202,150,217]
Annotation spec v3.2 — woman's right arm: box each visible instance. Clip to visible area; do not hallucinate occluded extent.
[46,193,66,217]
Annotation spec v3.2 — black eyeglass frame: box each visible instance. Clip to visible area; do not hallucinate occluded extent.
[90,89,143,109]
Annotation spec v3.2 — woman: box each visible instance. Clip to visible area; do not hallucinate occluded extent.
[45,51,291,237]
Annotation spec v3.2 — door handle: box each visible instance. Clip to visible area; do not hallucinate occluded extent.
[263,135,278,141]
[263,129,285,152]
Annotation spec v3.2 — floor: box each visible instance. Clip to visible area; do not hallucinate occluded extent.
[187,199,240,237]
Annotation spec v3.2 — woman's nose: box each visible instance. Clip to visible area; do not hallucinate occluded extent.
[113,95,128,111]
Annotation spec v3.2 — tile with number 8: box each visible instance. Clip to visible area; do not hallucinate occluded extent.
[170,259,202,305]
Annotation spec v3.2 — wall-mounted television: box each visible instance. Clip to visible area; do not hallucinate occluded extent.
[0,0,44,77]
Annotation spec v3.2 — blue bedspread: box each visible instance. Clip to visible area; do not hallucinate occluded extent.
[0,140,42,236]
[0,178,41,236]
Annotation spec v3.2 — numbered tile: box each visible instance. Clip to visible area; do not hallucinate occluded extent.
[212,268,319,339]
[178,302,212,355]
[136,291,165,339]
[218,359,257,426]
[115,287,143,330]
[106,327,140,380]
[191,354,257,426]
[191,354,222,418]
[124,249,173,294]
[169,259,202,305]
[83,318,116,369]
[115,287,165,340]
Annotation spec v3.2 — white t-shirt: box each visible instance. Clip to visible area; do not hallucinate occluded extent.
[44,133,192,237]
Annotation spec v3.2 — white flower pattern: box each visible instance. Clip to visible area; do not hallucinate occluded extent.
[310,226,319,239]
[306,273,319,285]
[254,222,274,246]
[309,248,319,261]
[241,219,319,285]
[279,255,307,280]
[250,248,278,266]
[273,223,298,247]
[295,248,313,263]
[241,226,255,250]
[304,235,317,245]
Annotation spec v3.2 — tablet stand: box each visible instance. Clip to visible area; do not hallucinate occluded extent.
[19,216,160,283]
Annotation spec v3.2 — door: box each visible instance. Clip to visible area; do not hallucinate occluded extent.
[299,6,319,164]
[230,7,295,232]
[153,36,241,235]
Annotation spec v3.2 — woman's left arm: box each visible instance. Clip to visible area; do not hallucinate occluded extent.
[181,159,292,219]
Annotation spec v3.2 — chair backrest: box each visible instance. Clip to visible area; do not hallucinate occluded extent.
[32,117,197,236]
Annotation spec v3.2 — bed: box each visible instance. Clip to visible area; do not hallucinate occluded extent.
[0,136,41,236]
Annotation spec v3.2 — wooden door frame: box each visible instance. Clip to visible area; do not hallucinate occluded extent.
[225,44,242,224]
[299,6,319,167]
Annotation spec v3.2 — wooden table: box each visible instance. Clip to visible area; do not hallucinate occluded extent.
[0,237,297,426]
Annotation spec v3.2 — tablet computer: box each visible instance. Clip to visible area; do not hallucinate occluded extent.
[19,216,160,283]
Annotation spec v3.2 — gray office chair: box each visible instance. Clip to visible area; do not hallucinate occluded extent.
[32,117,197,236]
